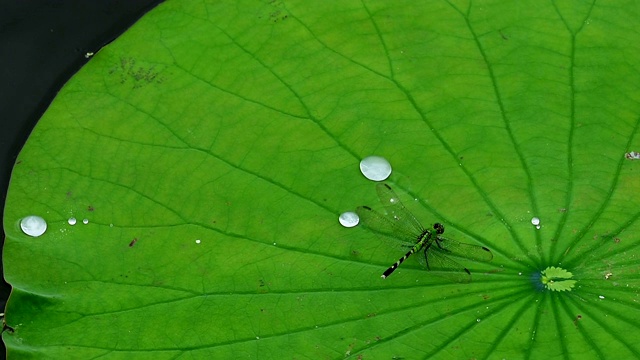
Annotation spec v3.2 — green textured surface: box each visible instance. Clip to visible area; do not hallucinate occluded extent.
[3,0,640,358]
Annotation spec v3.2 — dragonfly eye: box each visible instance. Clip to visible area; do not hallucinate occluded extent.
[433,223,445,234]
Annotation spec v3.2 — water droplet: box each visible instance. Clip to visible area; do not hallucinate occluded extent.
[359,156,392,181]
[531,217,540,226]
[598,295,605,299]
[82,219,89,225]
[477,318,481,322]
[20,215,47,237]
[68,217,77,226]
[195,239,201,244]
[339,211,359,228]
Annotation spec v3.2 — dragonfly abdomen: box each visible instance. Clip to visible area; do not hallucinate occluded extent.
[381,229,432,279]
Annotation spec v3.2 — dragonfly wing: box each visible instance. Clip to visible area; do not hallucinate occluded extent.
[356,205,418,241]
[375,183,424,235]
[435,236,493,262]
[425,247,472,283]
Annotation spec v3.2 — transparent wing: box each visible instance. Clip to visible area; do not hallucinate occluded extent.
[374,183,424,235]
[424,247,472,283]
[434,236,493,262]
[356,206,418,242]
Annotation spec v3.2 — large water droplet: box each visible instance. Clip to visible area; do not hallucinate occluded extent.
[359,156,392,181]
[68,217,77,225]
[20,215,47,237]
[339,211,359,228]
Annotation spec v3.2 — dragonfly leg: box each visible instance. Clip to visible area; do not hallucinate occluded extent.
[433,236,453,254]
[423,243,433,270]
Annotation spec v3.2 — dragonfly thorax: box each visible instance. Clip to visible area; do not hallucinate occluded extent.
[416,229,432,244]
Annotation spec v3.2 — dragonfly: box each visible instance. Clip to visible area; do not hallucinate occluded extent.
[356,183,493,282]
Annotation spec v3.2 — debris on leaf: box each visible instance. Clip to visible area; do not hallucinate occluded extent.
[625,151,640,160]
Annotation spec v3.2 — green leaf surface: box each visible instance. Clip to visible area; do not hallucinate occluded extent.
[4,0,640,359]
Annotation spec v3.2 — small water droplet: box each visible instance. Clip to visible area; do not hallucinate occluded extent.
[195,239,201,244]
[339,211,359,228]
[598,295,605,299]
[531,217,540,226]
[68,217,77,226]
[359,156,392,181]
[20,215,47,237]
[477,318,481,322]
[82,219,89,225]
[109,223,114,227]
